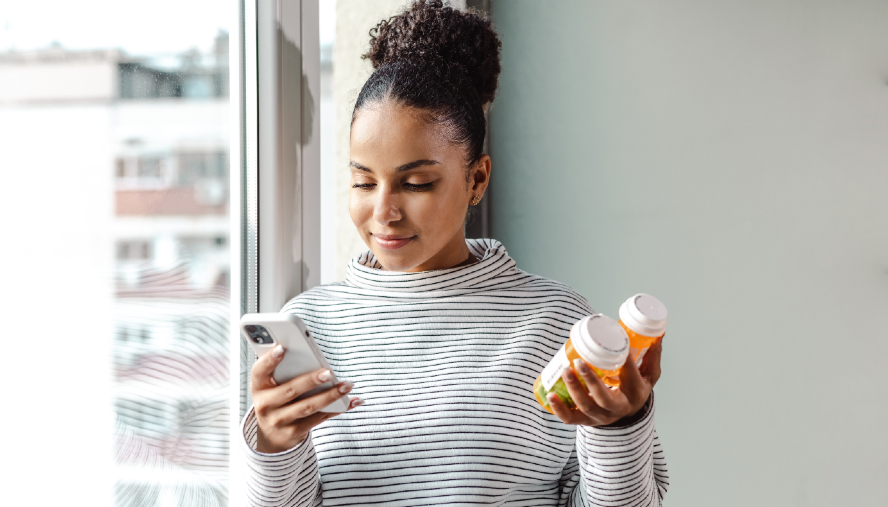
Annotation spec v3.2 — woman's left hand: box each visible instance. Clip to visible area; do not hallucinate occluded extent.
[547,337,663,427]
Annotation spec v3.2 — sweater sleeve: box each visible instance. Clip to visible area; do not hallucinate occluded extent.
[239,407,323,507]
[563,393,669,507]
[557,442,582,506]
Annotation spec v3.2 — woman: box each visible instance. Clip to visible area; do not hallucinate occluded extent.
[240,2,668,505]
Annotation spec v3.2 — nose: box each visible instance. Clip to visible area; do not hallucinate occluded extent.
[372,189,402,226]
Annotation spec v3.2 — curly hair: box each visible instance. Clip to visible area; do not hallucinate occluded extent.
[352,0,502,167]
[363,0,501,105]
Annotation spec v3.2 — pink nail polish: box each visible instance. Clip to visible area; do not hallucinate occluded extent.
[573,358,588,374]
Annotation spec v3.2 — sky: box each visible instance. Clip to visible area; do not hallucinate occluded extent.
[0,0,335,54]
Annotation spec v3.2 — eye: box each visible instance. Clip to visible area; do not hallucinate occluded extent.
[403,182,434,191]
[351,182,376,189]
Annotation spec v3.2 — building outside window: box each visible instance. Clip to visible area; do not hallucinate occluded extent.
[0,4,231,505]
[2,1,336,505]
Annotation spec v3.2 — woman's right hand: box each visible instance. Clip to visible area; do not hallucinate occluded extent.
[251,345,362,453]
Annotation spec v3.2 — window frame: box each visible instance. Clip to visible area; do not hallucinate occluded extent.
[229,1,321,503]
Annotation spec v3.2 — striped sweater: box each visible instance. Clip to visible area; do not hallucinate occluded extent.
[240,239,669,506]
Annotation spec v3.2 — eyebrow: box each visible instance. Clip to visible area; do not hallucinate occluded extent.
[349,159,441,173]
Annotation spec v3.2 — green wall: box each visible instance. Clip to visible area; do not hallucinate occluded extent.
[490,1,888,505]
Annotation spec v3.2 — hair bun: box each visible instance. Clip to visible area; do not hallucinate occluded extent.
[363,0,502,105]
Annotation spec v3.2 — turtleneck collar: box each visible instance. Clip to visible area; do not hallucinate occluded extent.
[345,238,517,294]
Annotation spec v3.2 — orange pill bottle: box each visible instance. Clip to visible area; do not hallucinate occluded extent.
[618,294,667,366]
[533,314,630,414]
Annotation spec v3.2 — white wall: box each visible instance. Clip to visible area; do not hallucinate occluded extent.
[489,1,888,506]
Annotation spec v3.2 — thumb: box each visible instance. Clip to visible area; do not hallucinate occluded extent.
[251,345,285,391]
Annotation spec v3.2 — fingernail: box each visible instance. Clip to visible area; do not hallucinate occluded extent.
[547,392,557,402]
[573,358,588,373]
[272,345,284,358]
[318,369,331,381]
[350,398,363,408]
[563,368,576,381]
[338,381,354,394]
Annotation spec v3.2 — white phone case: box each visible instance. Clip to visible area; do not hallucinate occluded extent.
[240,313,349,413]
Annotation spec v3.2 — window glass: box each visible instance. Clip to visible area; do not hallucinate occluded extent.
[0,2,230,505]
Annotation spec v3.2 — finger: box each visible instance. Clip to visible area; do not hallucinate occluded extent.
[618,353,651,407]
[347,396,364,410]
[275,380,355,425]
[304,396,363,427]
[250,345,286,392]
[293,407,342,434]
[562,361,615,417]
[547,392,586,425]
[572,359,624,413]
[639,337,663,387]
[271,396,364,447]
[262,368,340,409]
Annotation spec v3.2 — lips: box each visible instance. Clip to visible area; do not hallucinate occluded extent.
[373,233,415,250]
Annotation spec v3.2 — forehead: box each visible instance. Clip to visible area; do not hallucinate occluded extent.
[350,103,457,163]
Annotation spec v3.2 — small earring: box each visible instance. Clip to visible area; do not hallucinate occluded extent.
[471,196,481,206]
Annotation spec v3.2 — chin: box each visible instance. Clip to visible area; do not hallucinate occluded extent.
[371,250,423,272]
[368,243,429,272]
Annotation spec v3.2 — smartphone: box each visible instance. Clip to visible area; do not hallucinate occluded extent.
[240,313,349,413]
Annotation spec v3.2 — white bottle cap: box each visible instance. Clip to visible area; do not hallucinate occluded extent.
[570,314,630,371]
[619,293,668,338]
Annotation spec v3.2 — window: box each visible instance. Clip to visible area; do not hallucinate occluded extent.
[2,2,322,505]
[116,240,152,261]
[111,30,232,507]
[0,2,236,505]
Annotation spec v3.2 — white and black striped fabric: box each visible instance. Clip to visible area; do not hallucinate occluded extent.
[240,239,669,506]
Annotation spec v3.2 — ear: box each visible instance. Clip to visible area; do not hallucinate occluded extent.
[470,155,491,195]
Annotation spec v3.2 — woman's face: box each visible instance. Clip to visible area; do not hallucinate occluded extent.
[349,101,490,272]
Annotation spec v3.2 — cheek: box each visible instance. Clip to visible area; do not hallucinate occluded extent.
[415,186,467,231]
[348,191,373,229]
